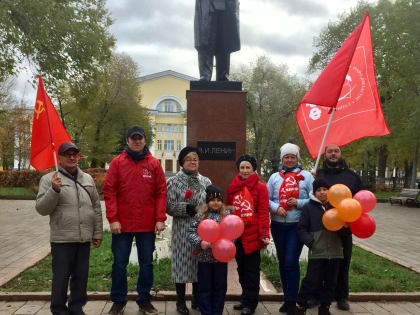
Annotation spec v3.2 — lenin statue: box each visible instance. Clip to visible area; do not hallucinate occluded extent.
[194,0,240,81]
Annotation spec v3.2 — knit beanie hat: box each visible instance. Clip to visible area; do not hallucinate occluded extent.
[313,178,331,192]
[280,143,300,160]
[178,146,199,166]
[236,154,257,171]
[206,185,223,203]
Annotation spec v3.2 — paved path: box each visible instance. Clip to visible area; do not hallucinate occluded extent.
[2,300,420,315]
[354,202,420,273]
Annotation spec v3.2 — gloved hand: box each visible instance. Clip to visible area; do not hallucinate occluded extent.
[186,204,196,217]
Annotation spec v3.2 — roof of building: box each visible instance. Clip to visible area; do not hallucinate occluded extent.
[138,70,198,82]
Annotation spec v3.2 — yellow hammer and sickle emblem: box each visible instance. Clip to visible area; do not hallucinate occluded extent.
[35,100,45,119]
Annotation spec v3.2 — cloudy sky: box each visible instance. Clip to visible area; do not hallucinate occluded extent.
[16,0,375,104]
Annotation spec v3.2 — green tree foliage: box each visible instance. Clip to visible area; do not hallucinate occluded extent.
[308,0,420,187]
[231,56,307,175]
[60,53,152,167]
[0,0,115,87]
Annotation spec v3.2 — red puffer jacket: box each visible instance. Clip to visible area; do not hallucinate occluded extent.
[104,150,167,232]
[227,173,269,254]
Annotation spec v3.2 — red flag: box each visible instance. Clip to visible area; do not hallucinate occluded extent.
[30,76,73,171]
[296,12,390,158]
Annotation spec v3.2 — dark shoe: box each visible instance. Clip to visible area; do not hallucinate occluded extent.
[191,295,198,310]
[108,301,127,315]
[295,306,306,315]
[318,304,331,315]
[306,298,319,309]
[286,304,297,315]
[241,307,254,315]
[279,302,288,312]
[336,298,350,311]
[176,302,189,315]
[138,300,158,315]
[234,303,245,310]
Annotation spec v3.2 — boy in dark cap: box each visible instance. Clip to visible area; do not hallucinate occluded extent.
[296,178,344,315]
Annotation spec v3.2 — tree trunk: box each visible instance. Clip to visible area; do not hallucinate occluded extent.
[377,145,387,184]
[404,160,412,188]
[410,141,419,188]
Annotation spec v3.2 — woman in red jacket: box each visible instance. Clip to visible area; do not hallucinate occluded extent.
[226,155,270,315]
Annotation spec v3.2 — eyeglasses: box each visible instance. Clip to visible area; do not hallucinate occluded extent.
[63,152,78,158]
[184,158,198,163]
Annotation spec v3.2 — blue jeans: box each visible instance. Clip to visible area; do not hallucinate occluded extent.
[271,222,303,302]
[111,232,155,304]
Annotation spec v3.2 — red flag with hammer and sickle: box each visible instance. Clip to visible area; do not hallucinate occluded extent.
[30,75,72,171]
[296,12,390,158]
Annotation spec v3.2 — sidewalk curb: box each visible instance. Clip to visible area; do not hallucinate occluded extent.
[1,292,420,302]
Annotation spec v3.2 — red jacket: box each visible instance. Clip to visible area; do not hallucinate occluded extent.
[227,173,269,254]
[103,150,167,232]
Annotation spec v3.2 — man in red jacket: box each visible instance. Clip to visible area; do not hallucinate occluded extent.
[104,126,167,315]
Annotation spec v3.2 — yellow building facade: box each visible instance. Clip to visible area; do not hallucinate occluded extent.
[139,70,196,173]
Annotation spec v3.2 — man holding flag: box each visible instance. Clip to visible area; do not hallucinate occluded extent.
[36,142,103,315]
[31,76,103,314]
[295,11,390,313]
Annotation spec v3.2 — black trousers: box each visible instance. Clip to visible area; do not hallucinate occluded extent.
[335,233,352,299]
[197,10,231,81]
[50,242,90,315]
[297,258,340,307]
[235,239,261,311]
[197,262,228,315]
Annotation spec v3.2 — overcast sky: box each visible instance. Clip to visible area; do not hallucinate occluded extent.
[15,0,375,104]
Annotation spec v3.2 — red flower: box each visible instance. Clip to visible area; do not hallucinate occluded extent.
[185,189,193,199]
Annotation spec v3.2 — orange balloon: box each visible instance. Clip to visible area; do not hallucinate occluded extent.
[327,184,352,208]
[322,208,345,231]
[337,198,362,222]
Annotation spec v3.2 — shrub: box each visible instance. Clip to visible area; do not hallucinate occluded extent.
[0,168,107,194]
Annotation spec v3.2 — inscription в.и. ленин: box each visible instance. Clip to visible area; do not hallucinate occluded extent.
[197,141,236,160]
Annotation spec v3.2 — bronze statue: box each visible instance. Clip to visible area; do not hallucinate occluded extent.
[194,0,240,81]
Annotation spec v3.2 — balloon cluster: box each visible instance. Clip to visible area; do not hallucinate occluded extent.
[197,215,244,262]
[322,184,376,238]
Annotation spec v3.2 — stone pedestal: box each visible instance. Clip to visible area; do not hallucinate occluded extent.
[187,81,246,196]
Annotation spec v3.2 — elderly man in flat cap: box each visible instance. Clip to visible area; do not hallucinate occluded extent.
[36,142,103,315]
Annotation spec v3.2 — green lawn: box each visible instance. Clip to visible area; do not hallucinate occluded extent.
[374,191,399,200]
[1,231,174,292]
[261,246,420,292]
[0,187,35,196]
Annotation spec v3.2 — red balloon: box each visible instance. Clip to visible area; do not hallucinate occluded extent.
[198,219,220,242]
[353,190,377,213]
[212,238,236,262]
[349,213,376,238]
[219,215,245,240]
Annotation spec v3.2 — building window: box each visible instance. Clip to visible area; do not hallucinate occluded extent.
[176,103,182,112]
[165,101,174,112]
[164,124,174,132]
[177,124,182,133]
[164,140,174,151]
[157,124,162,132]
[157,104,163,112]
[157,140,162,150]
[177,140,181,151]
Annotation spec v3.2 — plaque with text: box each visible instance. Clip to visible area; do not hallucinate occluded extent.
[197,141,236,161]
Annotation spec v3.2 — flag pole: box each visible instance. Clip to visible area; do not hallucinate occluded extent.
[40,76,59,174]
[52,145,59,173]
[312,107,336,173]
